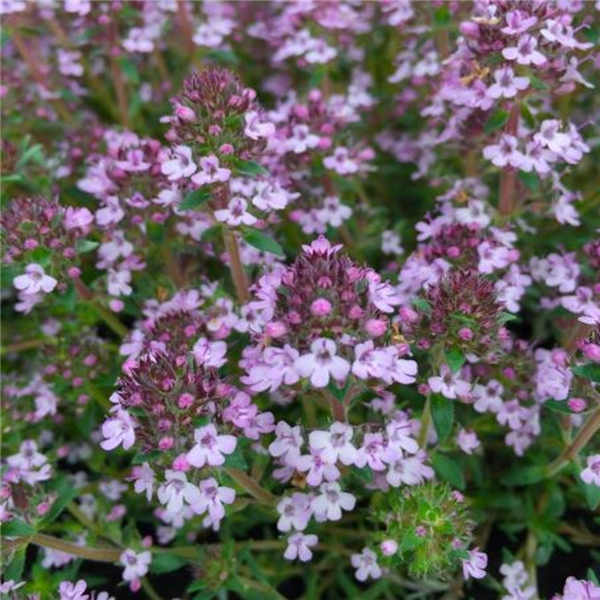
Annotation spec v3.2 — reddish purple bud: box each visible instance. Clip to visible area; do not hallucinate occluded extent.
[158,437,174,451]
[364,319,387,337]
[266,321,288,338]
[311,298,332,317]
[172,454,190,471]
[458,327,474,341]
[568,398,587,413]
[175,104,196,122]
[380,540,398,556]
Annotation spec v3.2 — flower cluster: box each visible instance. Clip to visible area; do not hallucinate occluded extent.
[243,237,416,397]
[1,1,598,598]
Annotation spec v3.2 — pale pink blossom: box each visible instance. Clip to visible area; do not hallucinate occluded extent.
[351,547,382,582]
[186,424,237,468]
[294,338,350,388]
[284,533,318,562]
[13,264,57,295]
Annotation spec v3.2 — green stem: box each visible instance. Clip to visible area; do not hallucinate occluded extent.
[90,302,129,338]
[546,406,600,478]
[224,468,277,506]
[418,395,432,448]
[498,103,520,218]
[27,533,121,562]
[223,229,250,304]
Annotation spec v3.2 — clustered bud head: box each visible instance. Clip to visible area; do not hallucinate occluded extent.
[416,269,507,355]
[168,67,271,161]
[375,482,474,581]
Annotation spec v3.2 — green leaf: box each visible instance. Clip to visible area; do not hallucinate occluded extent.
[28,246,51,267]
[117,57,139,84]
[150,552,187,574]
[433,5,451,26]
[445,347,465,374]
[1,518,36,537]
[0,27,10,48]
[242,229,284,257]
[400,529,425,552]
[132,450,162,465]
[4,548,26,581]
[518,171,539,192]
[75,239,100,254]
[572,363,600,383]
[430,394,454,443]
[544,399,573,414]
[180,188,212,211]
[498,312,519,324]
[432,454,465,490]
[205,49,240,65]
[233,160,268,178]
[580,480,600,511]
[412,297,431,315]
[224,445,248,470]
[484,110,509,135]
[500,465,545,486]
[40,475,76,526]
[530,76,548,91]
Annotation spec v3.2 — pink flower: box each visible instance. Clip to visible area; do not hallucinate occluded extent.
[161,145,197,181]
[351,547,382,582]
[309,423,357,466]
[191,155,231,186]
[312,482,356,522]
[58,580,89,600]
[157,470,201,515]
[132,462,155,501]
[478,240,514,274]
[63,207,94,233]
[100,409,136,451]
[244,111,275,140]
[502,35,546,66]
[354,433,387,471]
[295,447,340,486]
[380,540,398,556]
[352,341,389,381]
[483,135,526,169]
[268,421,304,464]
[428,364,470,400]
[554,576,600,600]
[457,429,481,455]
[462,548,487,580]
[284,533,318,562]
[193,477,236,522]
[120,549,151,582]
[486,67,529,99]
[186,424,237,468]
[580,455,600,488]
[501,10,537,35]
[13,264,58,295]
[277,493,312,532]
[294,338,350,388]
[214,197,257,226]
[496,400,526,430]
[386,450,434,487]
[192,337,227,368]
[286,124,320,154]
[323,147,359,175]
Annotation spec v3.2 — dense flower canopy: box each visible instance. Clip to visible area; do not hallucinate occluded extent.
[1,2,599,599]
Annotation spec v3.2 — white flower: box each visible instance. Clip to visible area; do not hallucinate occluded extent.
[157,470,201,515]
[120,549,152,582]
[284,533,318,562]
[311,482,356,522]
[294,338,350,388]
[13,264,57,295]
